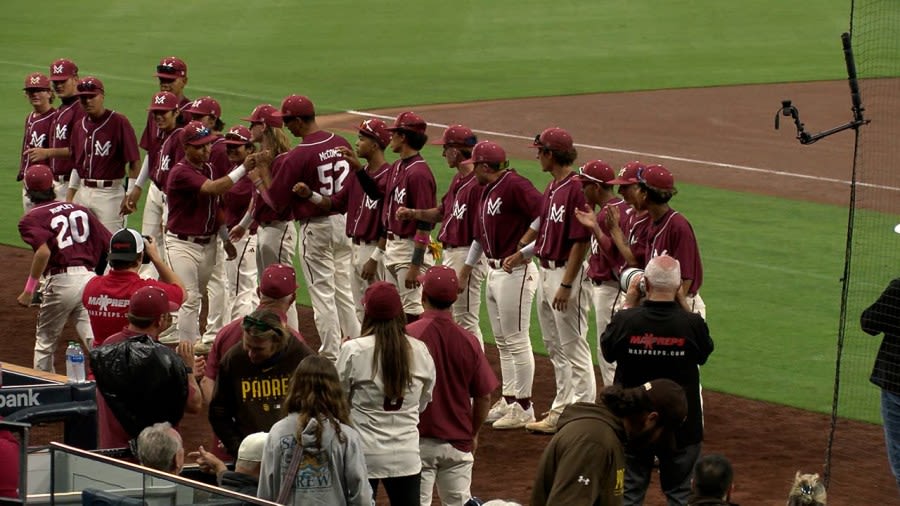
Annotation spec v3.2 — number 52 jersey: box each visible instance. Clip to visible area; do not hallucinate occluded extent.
[19,201,112,274]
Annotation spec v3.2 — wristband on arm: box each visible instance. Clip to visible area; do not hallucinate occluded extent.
[24,276,39,293]
[310,192,324,205]
[227,164,246,184]
[520,241,536,259]
[465,241,483,267]
[411,247,426,267]
[370,248,385,263]
[134,156,150,189]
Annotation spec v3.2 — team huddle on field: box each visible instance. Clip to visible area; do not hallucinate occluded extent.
[15,55,716,505]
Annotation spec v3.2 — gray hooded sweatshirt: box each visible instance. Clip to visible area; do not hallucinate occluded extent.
[257,413,373,506]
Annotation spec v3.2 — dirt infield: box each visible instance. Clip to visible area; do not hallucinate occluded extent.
[4,80,898,504]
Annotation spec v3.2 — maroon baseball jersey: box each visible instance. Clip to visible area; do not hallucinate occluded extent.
[408,309,498,453]
[330,162,391,242]
[223,164,258,233]
[139,96,192,152]
[209,136,230,179]
[49,98,84,178]
[534,172,591,262]
[18,200,112,274]
[587,197,630,282]
[82,270,184,347]
[647,208,704,294]
[383,154,437,237]
[204,310,308,380]
[166,159,218,236]
[437,171,481,248]
[150,126,184,191]
[71,110,140,180]
[252,152,294,223]
[19,108,57,180]
[264,130,352,220]
[618,209,651,273]
[475,170,543,260]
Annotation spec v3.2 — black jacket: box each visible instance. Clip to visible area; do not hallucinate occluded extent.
[861,278,900,394]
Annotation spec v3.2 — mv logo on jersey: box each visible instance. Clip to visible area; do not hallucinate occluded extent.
[393,188,407,204]
[55,124,68,141]
[30,132,47,148]
[363,195,379,210]
[450,202,467,220]
[94,140,111,156]
[549,203,566,223]
[590,236,599,255]
[159,155,171,172]
[485,197,502,216]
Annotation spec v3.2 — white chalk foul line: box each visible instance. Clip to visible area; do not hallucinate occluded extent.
[346,109,900,193]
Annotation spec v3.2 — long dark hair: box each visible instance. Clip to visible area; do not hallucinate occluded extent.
[284,355,352,446]
[362,313,411,400]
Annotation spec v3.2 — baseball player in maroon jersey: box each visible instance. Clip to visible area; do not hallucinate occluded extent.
[374,111,438,322]
[23,59,83,200]
[458,140,542,430]
[507,127,595,434]
[396,124,487,342]
[604,161,651,273]
[634,165,706,317]
[123,92,185,280]
[221,125,260,320]
[18,72,57,212]
[235,104,299,330]
[66,77,140,234]
[253,94,359,361]
[291,118,392,322]
[82,228,185,347]
[17,164,112,371]
[165,121,251,345]
[571,160,631,387]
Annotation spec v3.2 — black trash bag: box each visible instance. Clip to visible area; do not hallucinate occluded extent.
[90,334,188,439]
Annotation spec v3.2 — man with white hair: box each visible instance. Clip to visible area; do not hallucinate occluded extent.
[137,422,184,474]
[600,255,714,506]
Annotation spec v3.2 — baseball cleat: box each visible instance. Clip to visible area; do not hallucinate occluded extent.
[484,398,510,424]
[492,403,535,430]
[525,411,560,434]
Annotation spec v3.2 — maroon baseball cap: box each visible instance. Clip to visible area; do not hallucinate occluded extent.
[75,76,104,96]
[356,118,391,148]
[155,56,188,79]
[577,160,615,185]
[23,164,53,192]
[430,124,476,147]
[49,58,78,81]
[640,164,675,191]
[463,140,508,166]
[182,121,216,146]
[386,111,427,134]
[224,125,253,145]
[362,281,403,320]
[260,264,298,298]
[418,265,459,304]
[186,96,221,119]
[274,95,315,118]
[147,91,179,112]
[23,72,51,91]
[608,161,646,185]
[129,286,180,319]
[530,127,573,152]
[242,104,283,128]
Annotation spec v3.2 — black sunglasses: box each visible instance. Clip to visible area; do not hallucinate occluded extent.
[77,81,100,92]
[242,314,276,332]
[157,64,177,74]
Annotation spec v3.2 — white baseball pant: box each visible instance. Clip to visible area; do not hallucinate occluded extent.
[138,184,168,279]
[349,240,385,322]
[485,260,537,400]
[33,267,95,372]
[384,237,434,317]
[225,232,260,321]
[73,182,125,235]
[166,233,217,344]
[442,246,486,344]
[419,438,474,506]
[592,279,623,388]
[297,215,359,361]
[201,239,229,346]
[537,262,596,415]
[256,220,298,329]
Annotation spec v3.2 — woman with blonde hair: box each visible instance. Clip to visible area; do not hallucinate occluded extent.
[258,355,372,505]
[337,281,436,506]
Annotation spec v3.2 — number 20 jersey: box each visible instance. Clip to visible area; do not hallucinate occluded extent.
[19,200,112,274]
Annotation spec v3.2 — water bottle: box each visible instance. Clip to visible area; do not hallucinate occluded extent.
[65,342,86,383]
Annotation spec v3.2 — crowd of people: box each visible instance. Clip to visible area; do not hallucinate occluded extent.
[9,53,868,505]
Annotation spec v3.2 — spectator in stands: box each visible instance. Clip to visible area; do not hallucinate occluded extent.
[189,432,268,496]
[137,422,184,474]
[786,472,826,506]
[861,277,900,491]
[688,454,737,505]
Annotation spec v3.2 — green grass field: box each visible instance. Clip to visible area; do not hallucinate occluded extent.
[2,1,893,422]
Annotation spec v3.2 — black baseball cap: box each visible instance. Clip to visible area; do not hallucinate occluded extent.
[109,228,145,262]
